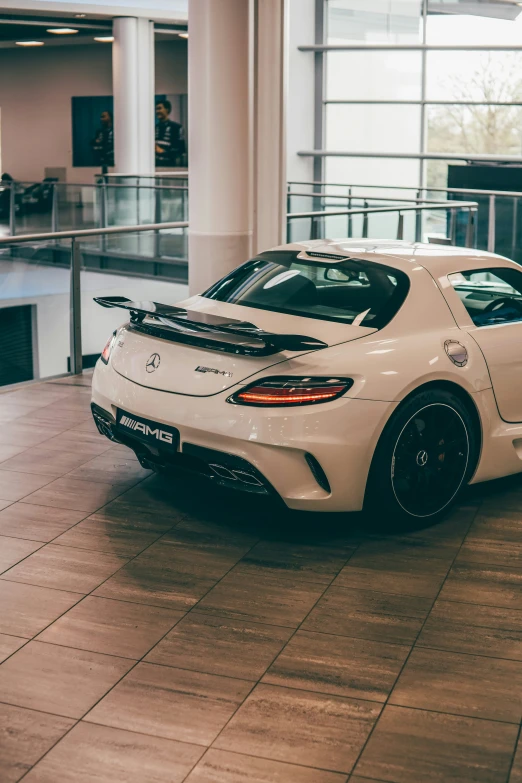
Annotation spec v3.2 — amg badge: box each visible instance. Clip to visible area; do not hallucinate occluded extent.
[195,366,233,378]
[119,415,173,444]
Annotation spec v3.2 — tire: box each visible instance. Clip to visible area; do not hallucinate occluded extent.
[365,388,479,529]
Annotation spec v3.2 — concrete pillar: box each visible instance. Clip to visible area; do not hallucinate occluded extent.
[188,0,251,295]
[252,0,287,255]
[112,17,155,174]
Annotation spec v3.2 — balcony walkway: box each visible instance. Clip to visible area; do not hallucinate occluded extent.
[0,374,521,782]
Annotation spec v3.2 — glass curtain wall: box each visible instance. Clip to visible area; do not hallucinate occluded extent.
[322,0,522,192]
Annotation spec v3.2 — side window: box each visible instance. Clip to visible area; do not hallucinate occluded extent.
[448,268,522,327]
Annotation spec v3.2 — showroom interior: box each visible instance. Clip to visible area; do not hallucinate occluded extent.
[1,0,522,781]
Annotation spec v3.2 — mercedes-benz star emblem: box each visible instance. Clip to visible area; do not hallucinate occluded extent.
[146,353,161,373]
[416,450,428,467]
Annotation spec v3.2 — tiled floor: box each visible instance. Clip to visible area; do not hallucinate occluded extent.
[0,376,521,783]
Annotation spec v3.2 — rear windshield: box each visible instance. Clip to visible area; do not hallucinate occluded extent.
[203,250,409,328]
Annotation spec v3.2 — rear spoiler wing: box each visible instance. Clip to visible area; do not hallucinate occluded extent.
[94,296,328,357]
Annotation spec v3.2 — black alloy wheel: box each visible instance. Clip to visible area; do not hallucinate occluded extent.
[366,388,478,528]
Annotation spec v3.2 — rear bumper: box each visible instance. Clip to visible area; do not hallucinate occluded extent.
[91,359,395,511]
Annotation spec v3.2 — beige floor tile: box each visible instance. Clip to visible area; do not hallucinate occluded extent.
[145,612,293,680]
[236,540,354,584]
[417,599,522,660]
[0,422,65,449]
[0,632,25,662]
[37,596,184,659]
[0,536,43,573]
[0,702,74,783]
[23,722,204,783]
[22,478,126,513]
[263,629,409,702]
[0,471,54,502]
[52,517,161,557]
[2,544,128,594]
[0,444,27,463]
[0,580,81,637]
[184,748,348,782]
[66,454,151,486]
[390,647,522,723]
[302,586,432,646]
[0,503,87,542]
[355,705,518,783]
[215,683,381,774]
[41,430,113,457]
[94,560,218,611]
[195,570,326,628]
[511,735,522,783]
[0,447,95,478]
[0,640,134,718]
[333,551,450,599]
[439,562,522,610]
[85,662,253,745]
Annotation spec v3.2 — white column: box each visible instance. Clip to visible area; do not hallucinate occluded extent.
[112,17,155,174]
[252,0,287,255]
[188,0,251,295]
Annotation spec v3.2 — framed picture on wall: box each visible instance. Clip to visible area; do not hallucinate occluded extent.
[71,94,188,169]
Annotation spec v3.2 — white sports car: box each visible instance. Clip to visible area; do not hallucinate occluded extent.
[91,239,522,525]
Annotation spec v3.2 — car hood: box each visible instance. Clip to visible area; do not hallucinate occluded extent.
[109,295,376,396]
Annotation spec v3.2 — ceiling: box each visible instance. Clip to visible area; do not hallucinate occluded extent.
[0,13,187,47]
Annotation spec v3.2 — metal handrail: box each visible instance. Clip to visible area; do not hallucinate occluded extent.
[288,181,522,200]
[287,190,444,204]
[297,150,522,164]
[3,180,188,192]
[0,220,189,245]
[0,221,189,376]
[286,202,479,220]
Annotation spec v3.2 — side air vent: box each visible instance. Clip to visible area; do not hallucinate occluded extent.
[306,251,352,261]
[305,453,331,493]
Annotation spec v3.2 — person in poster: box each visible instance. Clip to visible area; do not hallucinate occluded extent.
[155,100,185,167]
[91,110,114,171]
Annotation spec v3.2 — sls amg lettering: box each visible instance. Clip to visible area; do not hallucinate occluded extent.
[120,416,173,444]
[195,366,233,377]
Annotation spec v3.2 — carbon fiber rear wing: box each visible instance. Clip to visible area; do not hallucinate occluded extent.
[94,296,328,356]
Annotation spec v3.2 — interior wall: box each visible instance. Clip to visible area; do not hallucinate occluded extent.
[0,39,187,184]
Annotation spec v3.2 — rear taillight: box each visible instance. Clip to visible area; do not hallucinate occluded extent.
[227,377,353,407]
[100,332,116,365]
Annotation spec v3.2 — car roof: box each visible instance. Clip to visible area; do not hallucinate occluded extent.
[273,239,518,278]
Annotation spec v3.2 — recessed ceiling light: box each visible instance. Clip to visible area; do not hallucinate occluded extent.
[16,41,44,47]
[75,13,87,17]
[47,28,79,34]
[94,36,114,42]
[178,32,189,38]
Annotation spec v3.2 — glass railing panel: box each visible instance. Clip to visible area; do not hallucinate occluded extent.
[78,233,190,365]
[0,239,72,386]
[77,226,188,282]
[55,185,98,233]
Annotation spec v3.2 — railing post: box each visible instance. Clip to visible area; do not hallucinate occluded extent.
[347,187,352,238]
[154,185,161,258]
[101,181,108,252]
[465,207,475,249]
[488,194,496,253]
[311,215,318,240]
[397,211,404,240]
[69,238,83,376]
[449,208,457,244]
[362,200,369,238]
[415,190,422,242]
[9,183,16,237]
[51,184,59,234]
